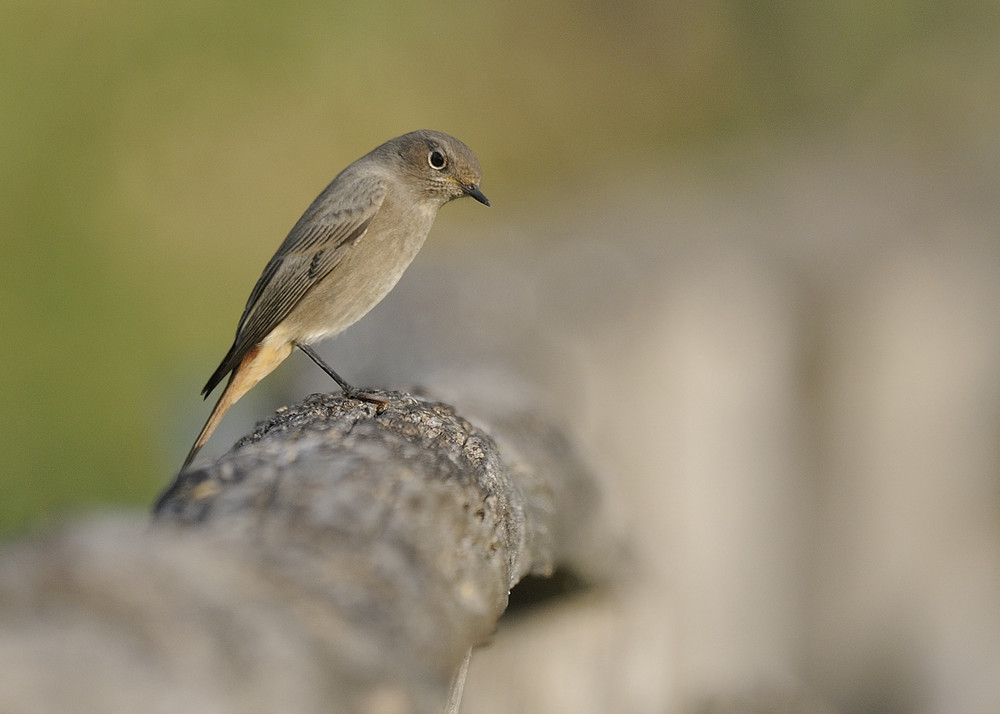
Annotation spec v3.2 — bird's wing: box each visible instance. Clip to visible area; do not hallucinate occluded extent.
[202,173,387,396]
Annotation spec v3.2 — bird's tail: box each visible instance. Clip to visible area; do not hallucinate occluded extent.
[180,339,293,471]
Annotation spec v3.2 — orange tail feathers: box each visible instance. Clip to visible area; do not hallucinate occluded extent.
[181,340,293,470]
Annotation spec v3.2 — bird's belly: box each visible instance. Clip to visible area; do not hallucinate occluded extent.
[282,214,432,344]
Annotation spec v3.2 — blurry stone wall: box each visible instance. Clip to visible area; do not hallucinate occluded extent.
[321,135,1000,713]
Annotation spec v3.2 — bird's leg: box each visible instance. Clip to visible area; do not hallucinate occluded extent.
[296,343,353,391]
[296,344,389,405]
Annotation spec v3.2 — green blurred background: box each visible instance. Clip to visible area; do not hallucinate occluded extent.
[2,0,998,536]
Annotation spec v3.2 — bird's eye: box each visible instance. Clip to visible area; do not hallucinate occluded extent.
[428,150,447,170]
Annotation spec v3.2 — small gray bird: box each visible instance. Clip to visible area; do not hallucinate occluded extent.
[181,130,489,468]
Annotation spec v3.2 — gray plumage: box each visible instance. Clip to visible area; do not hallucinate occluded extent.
[202,130,489,397]
[177,130,488,471]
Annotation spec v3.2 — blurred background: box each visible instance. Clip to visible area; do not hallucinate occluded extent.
[3,1,1000,712]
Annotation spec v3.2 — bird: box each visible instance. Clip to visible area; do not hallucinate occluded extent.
[180,130,489,470]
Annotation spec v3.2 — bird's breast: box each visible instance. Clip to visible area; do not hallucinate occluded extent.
[281,199,438,344]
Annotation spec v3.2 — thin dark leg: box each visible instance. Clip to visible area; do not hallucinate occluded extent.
[296,344,389,406]
[296,343,354,393]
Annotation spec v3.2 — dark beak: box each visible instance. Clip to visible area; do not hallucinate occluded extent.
[463,184,491,207]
